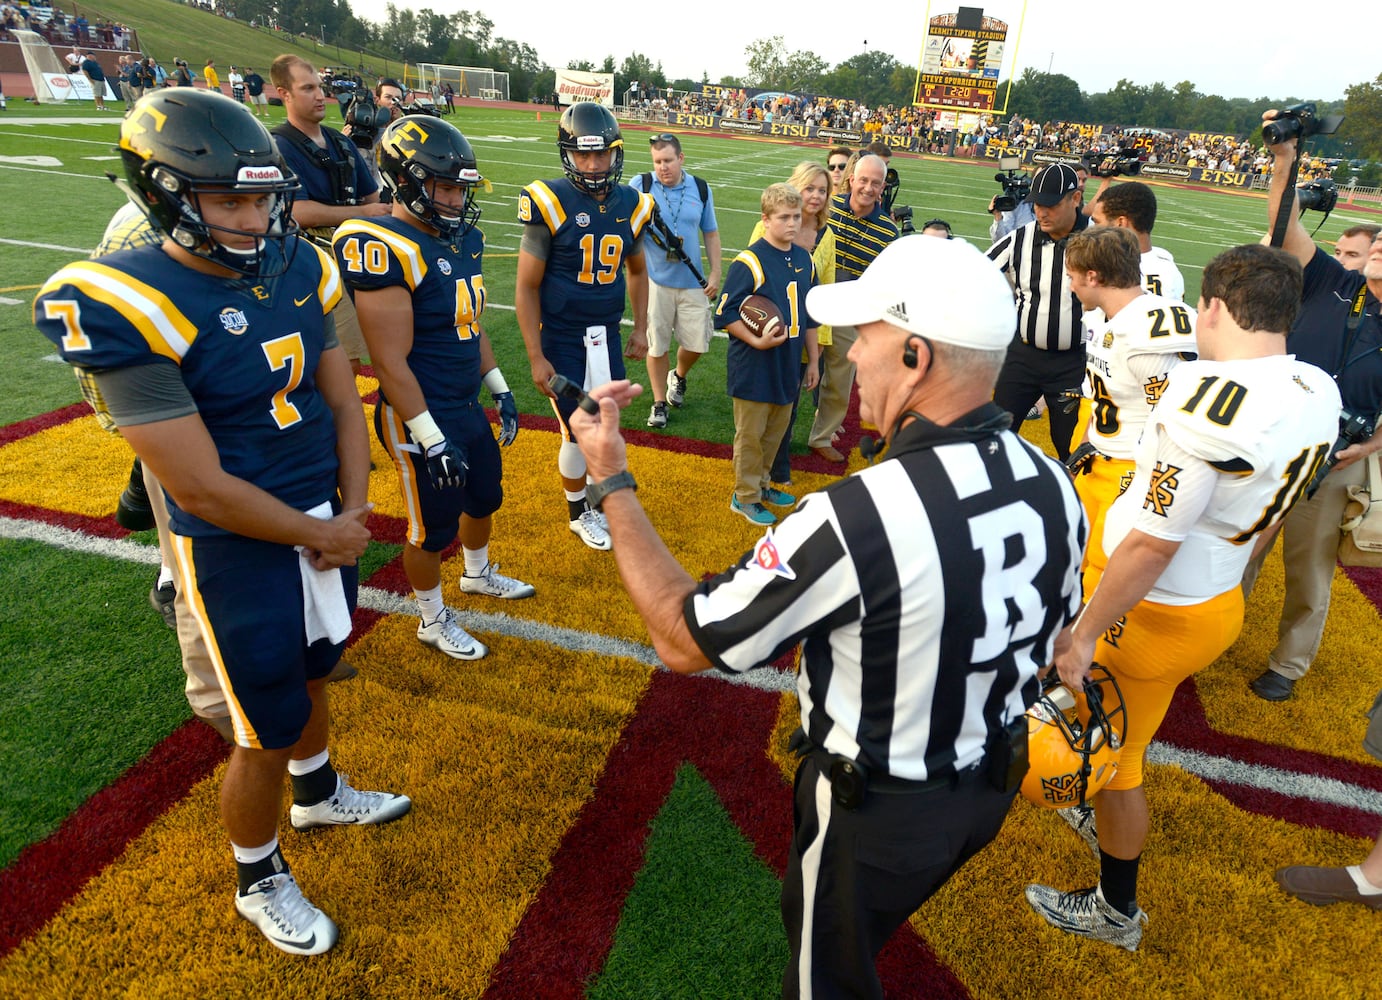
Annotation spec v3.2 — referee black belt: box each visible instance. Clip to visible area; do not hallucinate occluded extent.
[787,728,980,811]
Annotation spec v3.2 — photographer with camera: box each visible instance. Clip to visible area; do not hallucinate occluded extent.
[1241,107,1382,703]
[989,160,1089,243]
[342,78,406,192]
[270,55,389,374]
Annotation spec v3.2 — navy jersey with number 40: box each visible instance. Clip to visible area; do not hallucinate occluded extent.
[333,216,487,413]
[517,178,652,333]
[33,239,344,536]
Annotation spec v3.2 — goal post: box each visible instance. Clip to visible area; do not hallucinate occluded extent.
[413,64,510,102]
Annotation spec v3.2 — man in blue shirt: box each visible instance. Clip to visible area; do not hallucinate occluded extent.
[629,133,722,428]
[269,54,388,372]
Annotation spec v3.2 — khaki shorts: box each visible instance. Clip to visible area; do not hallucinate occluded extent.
[647,282,713,357]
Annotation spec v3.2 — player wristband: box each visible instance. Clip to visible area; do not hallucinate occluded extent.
[586,470,637,511]
[483,368,510,396]
[404,410,446,450]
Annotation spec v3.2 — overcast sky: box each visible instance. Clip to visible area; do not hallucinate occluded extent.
[443,1,1377,104]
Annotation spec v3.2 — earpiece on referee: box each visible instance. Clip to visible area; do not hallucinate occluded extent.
[902,336,920,369]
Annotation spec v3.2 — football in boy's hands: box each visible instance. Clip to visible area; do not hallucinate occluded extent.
[739,295,784,339]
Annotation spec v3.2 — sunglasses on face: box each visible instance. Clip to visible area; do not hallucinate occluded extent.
[828,163,848,171]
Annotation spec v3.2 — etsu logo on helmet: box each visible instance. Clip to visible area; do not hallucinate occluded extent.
[238,165,285,183]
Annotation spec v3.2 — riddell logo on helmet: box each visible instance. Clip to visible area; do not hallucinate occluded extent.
[238,166,284,182]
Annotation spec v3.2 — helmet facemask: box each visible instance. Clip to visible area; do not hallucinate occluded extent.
[130,159,301,279]
[559,140,624,197]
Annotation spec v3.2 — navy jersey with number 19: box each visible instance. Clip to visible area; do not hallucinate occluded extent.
[517,177,652,334]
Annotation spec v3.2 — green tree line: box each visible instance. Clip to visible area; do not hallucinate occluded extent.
[254,0,1380,158]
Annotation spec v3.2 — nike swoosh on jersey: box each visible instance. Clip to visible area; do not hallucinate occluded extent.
[616,217,628,223]
[472,251,481,258]
[293,293,312,306]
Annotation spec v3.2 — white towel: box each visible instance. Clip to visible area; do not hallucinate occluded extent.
[583,325,611,391]
[297,501,353,645]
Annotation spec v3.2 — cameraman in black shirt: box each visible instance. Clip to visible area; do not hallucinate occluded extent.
[1242,108,1382,702]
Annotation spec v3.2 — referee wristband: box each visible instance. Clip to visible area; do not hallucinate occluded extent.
[483,368,510,396]
[586,470,637,511]
[404,410,446,450]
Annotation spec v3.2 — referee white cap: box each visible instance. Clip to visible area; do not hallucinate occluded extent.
[805,235,1016,351]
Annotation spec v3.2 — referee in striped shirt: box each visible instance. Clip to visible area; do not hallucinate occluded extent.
[987,163,1091,459]
[571,236,1087,998]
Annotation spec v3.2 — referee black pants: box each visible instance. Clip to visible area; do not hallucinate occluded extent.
[780,756,1017,999]
[993,339,1086,460]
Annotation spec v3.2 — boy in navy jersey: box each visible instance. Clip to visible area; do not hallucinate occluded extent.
[715,182,819,526]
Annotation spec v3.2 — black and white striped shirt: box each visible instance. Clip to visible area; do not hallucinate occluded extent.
[684,406,1087,781]
[987,215,1091,351]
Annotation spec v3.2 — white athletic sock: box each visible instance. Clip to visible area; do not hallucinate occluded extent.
[462,545,489,577]
[231,836,280,865]
[157,565,175,588]
[415,585,444,624]
[287,749,329,777]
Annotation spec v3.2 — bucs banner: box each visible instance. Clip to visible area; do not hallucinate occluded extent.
[555,70,615,109]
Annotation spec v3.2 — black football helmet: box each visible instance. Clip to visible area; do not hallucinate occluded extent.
[557,102,624,196]
[118,88,299,278]
[376,115,483,238]
[1020,664,1127,811]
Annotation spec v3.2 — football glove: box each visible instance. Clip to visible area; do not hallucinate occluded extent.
[494,391,519,447]
[423,439,467,490]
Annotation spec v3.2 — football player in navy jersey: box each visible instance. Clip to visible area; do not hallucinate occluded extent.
[515,102,653,550]
[34,89,410,957]
[334,116,533,662]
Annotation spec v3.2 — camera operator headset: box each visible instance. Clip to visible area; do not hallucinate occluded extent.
[270,54,390,374]
[1241,105,1382,703]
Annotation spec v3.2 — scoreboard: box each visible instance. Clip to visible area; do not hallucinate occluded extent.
[916,73,997,111]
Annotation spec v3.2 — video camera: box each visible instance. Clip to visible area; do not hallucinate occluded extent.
[343,90,391,149]
[880,167,915,235]
[1305,407,1374,499]
[1263,103,1343,145]
[1083,147,1143,179]
[992,155,1030,213]
[1296,177,1338,214]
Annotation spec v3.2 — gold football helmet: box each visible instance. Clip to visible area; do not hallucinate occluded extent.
[1020,664,1126,810]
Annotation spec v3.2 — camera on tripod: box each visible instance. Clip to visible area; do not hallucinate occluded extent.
[1263,103,1343,145]
[343,90,392,149]
[1083,147,1143,179]
[1296,177,1338,214]
[1305,407,1374,498]
[992,155,1031,213]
